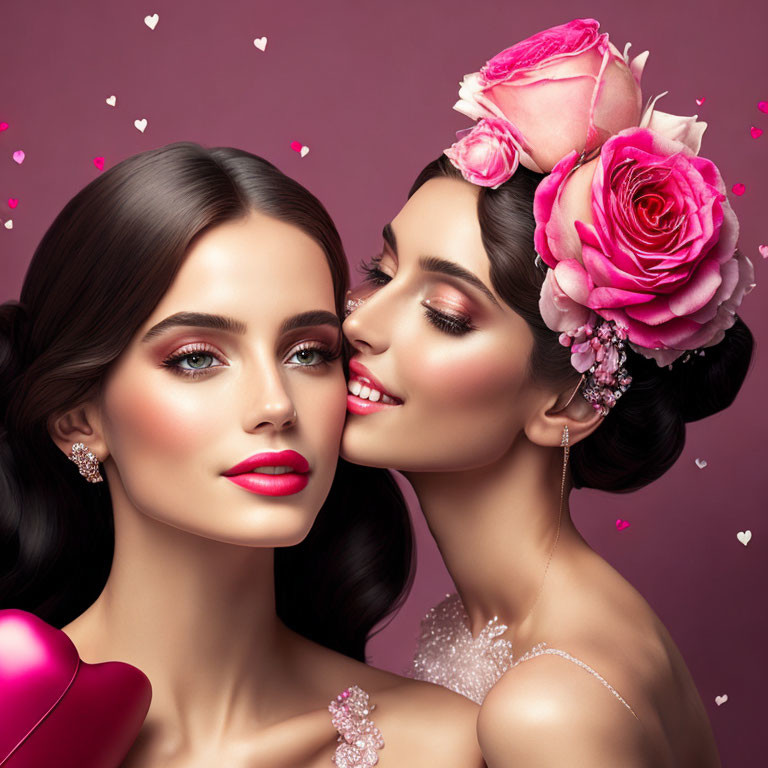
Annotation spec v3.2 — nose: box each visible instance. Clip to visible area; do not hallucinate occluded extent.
[342,284,392,355]
[246,362,297,432]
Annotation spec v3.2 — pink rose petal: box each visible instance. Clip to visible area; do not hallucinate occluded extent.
[289,141,303,153]
[616,519,631,531]
[7,198,18,209]
[0,122,8,132]
[731,183,746,196]
[12,150,24,164]
[695,97,706,106]
[758,101,768,114]
[93,156,105,171]
[750,126,763,139]
[758,245,768,259]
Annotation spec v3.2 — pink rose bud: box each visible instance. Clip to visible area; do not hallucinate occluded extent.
[443,118,522,188]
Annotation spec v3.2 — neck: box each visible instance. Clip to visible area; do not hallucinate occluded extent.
[71,478,291,740]
[404,433,586,641]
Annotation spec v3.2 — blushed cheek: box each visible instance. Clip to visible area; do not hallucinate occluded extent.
[103,371,221,460]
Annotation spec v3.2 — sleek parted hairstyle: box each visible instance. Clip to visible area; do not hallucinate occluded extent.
[0,141,414,660]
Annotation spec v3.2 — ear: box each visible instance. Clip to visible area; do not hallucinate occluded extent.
[48,401,108,461]
[524,376,604,448]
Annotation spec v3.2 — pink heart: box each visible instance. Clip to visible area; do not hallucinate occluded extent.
[0,122,8,132]
[751,126,763,139]
[0,609,151,766]
[289,140,303,153]
[12,150,25,164]
[695,97,706,106]
[759,245,768,259]
[93,156,105,171]
[615,519,631,531]
[7,198,18,209]
[759,101,768,114]
[732,183,746,196]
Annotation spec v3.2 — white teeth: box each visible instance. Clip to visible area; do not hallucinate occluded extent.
[348,376,399,404]
[252,466,294,475]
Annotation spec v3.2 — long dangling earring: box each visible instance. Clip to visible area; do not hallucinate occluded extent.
[68,442,104,483]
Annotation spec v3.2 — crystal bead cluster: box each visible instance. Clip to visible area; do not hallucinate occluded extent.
[67,441,103,483]
[559,318,632,415]
[409,593,513,705]
[328,686,384,767]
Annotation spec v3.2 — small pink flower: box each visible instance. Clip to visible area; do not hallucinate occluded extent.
[443,118,521,188]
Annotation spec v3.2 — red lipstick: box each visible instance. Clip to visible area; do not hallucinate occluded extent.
[222,450,310,497]
[347,358,403,415]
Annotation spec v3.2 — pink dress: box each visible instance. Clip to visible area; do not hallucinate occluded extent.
[0,609,384,767]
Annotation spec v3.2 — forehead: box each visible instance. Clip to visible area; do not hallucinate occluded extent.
[392,177,490,280]
[150,211,336,324]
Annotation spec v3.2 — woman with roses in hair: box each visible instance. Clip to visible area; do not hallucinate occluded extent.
[341,18,754,766]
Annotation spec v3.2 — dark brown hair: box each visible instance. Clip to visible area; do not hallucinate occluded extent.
[0,141,413,660]
[409,155,754,492]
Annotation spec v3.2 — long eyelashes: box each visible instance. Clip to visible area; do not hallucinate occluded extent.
[359,256,391,286]
[423,304,475,336]
[359,256,475,336]
[162,340,341,379]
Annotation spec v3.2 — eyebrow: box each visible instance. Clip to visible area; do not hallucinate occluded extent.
[382,222,499,307]
[141,310,340,342]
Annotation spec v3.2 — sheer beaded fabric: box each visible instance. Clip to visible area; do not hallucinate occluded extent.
[410,593,638,719]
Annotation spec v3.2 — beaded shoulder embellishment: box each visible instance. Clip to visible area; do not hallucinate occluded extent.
[328,685,384,767]
[409,593,513,705]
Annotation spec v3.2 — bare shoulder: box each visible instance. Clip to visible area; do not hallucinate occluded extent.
[374,675,483,768]
[291,637,483,767]
[477,653,651,768]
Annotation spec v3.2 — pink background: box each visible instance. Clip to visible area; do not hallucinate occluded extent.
[1,0,765,762]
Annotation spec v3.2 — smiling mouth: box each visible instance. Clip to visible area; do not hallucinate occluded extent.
[347,376,402,404]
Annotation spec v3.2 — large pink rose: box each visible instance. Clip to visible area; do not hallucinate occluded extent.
[534,127,755,364]
[454,18,647,172]
[443,118,521,188]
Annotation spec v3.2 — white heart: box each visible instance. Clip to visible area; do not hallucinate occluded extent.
[144,13,159,30]
[715,694,728,706]
[106,95,117,107]
[300,145,309,158]
[736,530,752,546]
[694,458,707,469]
[3,219,12,230]
[134,118,148,133]
[253,36,267,51]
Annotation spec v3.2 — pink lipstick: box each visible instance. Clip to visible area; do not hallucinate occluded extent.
[347,359,403,415]
[222,450,310,496]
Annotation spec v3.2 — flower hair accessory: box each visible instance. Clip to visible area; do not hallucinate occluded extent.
[442,17,756,413]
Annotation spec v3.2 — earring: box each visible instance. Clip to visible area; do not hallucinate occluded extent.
[68,442,104,483]
[344,290,367,318]
[560,425,570,496]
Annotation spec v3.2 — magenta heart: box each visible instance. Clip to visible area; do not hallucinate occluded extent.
[732,183,746,196]
[759,245,768,259]
[615,519,631,531]
[751,126,763,139]
[695,97,706,106]
[0,122,8,132]
[7,198,18,209]
[93,156,105,171]
[759,101,768,114]
[289,140,303,153]
[0,609,151,768]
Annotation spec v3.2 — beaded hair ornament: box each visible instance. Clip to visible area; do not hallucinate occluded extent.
[441,18,756,415]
